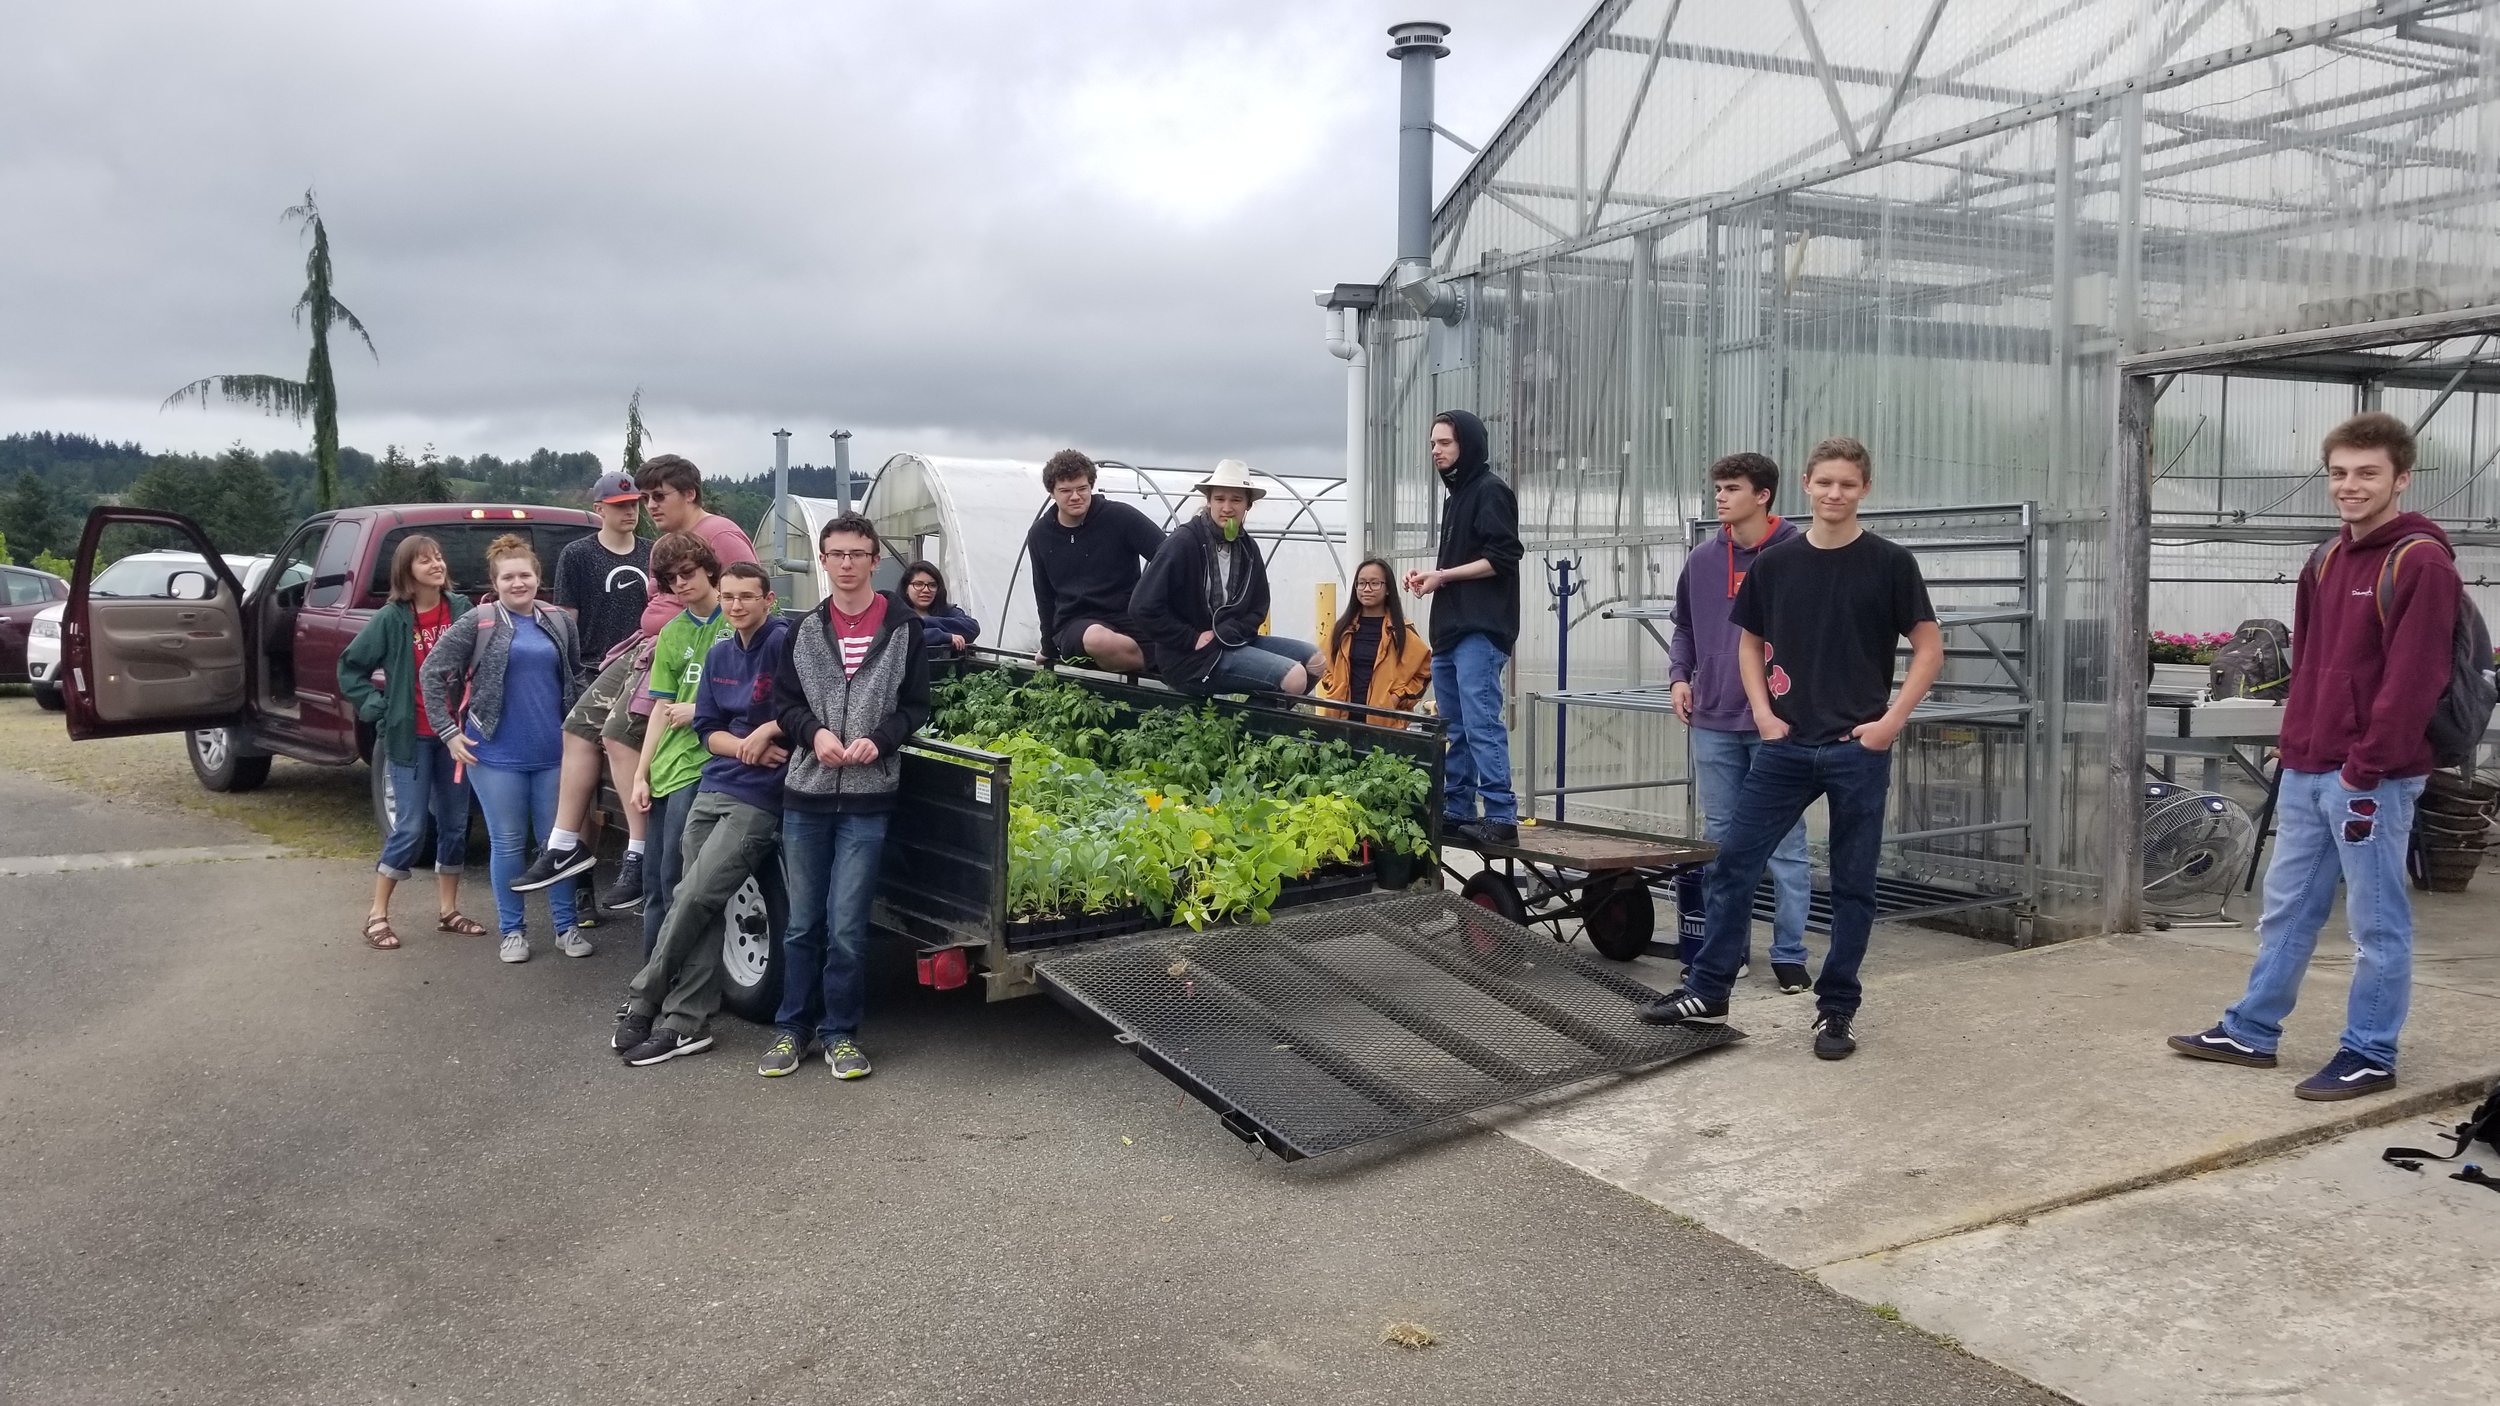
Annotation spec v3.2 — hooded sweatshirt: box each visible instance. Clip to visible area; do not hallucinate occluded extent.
[1669,515,1803,731]
[1428,410,1524,654]
[1128,512,1269,691]
[2279,510,2463,790]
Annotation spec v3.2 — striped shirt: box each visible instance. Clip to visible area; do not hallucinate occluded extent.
[829,594,888,677]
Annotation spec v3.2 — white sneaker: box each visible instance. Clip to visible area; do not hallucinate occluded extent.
[555,928,594,959]
[499,932,531,964]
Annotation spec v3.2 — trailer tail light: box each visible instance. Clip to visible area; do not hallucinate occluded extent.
[916,948,970,991]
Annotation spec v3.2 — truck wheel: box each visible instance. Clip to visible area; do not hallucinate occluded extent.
[189,727,271,792]
[33,681,63,711]
[717,862,790,1025]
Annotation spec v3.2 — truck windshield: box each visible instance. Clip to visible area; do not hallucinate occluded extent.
[365,523,601,604]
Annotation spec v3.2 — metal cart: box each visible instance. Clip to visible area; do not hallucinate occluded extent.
[1441,819,1716,962]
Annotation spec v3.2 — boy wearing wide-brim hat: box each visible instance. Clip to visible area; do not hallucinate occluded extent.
[1128,460,1325,696]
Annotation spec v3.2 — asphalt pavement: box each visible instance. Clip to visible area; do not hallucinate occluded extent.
[0,735,2066,1406]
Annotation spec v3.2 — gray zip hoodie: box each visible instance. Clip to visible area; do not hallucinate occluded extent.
[772,590,930,813]
[419,601,584,743]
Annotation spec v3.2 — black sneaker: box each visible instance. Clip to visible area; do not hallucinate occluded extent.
[1812,1009,1858,1060]
[600,853,647,912]
[1772,962,1812,994]
[612,1003,653,1052]
[825,1039,872,1080]
[1636,988,1728,1025]
[511,842,595,893]
[2167,1024,2277,1068]
[623,1028,715,1067]
[1451,819,1520,850]
[2294,1048,2395,1101]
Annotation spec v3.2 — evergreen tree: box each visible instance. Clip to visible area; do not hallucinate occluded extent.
[2,470,64,564]
[203,444,291,553]
[125,456,223,527]
[163,190,376,510]
[412,444,452,503]
[623,388,652,477]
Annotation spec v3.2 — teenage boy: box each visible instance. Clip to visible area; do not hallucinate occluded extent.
[514,454,757,904]
[1643,436,1941,1061]
[759,513,929,1081]
[551,470,652,685]
[1027,448,1165,672]
[2170,412,2461,1101]
[626,532,735,959]
[613,563,793,1065]
[1130,460,1325,695]
[1671,452,1813,993]
[1406,409,1523,848]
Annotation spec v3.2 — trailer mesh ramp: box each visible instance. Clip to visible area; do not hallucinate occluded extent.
[1033,891,1742,1160]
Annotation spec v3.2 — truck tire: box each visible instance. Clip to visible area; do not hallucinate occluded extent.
[717,861,790,1025]
[32,681,63,711]
[188,727,272,792]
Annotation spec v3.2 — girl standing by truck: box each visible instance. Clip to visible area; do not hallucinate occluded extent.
[423,533,588,964]
[341,534,487,949]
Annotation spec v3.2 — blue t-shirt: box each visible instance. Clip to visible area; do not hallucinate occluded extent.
[471,614,565,770]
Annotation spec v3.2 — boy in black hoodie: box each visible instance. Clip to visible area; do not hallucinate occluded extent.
[1130,460,1323,694]
[1406,410,1524,847]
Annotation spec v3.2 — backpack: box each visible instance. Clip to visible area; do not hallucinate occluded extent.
[2208,619,2291,700]
[2307,534,2496,769]
[2382,1079,2500,1171]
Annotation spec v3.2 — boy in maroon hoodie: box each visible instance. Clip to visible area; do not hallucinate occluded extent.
[2170,412,2461,1101]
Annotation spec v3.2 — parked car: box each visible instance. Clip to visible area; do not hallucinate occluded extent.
[26,553,276,711]
[1,562,69,688]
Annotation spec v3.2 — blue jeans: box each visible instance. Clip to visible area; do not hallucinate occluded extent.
[2223,768,2424,1069]
[775,808,892,1045]
[1205,634,1319,693]
[468,762,578,937]
[641,784,698,960]
[376,737,470,879]
[1689,739,1893,1011]
[1431,631,1515,824]
[1689,725,1811,967]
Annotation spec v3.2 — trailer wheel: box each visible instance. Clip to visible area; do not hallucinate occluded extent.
[1581,875,1657,962]
[717,862,790,1025]
[1459,871,1527,926]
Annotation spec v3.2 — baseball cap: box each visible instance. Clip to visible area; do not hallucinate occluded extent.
[590,470,641,504]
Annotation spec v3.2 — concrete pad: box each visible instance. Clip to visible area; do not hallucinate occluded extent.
[1816,1107,2500,1406]
[2162,885,2500,1001]
[1486,932,2500,1269]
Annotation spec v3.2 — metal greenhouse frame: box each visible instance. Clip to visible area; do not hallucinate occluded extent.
[1354,0,2500,936]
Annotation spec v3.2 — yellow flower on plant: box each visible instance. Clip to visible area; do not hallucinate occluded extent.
[1144,791,1164,812]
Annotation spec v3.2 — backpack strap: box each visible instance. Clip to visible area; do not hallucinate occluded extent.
[2372,533,2442,629]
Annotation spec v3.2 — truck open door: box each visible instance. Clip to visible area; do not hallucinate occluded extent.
[60,508,255,742]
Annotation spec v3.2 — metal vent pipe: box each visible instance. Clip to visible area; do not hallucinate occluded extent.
[1388,21,1460,323]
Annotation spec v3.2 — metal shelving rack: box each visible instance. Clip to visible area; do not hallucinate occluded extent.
[1522,502,2041,933]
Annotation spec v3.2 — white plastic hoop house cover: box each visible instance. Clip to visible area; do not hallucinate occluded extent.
[851,454,1351,657]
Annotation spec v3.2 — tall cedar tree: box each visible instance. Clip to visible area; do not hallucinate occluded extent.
[623,387,652,476]
[163,191,375,510]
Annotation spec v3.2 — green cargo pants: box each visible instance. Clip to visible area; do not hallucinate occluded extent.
[627,790,780,1036]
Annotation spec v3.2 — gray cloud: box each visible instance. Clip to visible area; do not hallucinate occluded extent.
[1,1,1576,482]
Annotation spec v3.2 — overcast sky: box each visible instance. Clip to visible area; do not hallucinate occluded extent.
[2,2,1582,485]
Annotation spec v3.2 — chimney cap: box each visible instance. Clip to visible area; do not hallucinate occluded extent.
[1387,20,1450,60]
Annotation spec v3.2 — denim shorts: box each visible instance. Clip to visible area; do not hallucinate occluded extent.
[1205,635,1317,693]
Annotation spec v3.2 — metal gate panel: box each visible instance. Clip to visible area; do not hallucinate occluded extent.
[1034,891,1742,1160]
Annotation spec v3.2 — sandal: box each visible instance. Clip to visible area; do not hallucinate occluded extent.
[436,911,489,936]
[363,914,401,950]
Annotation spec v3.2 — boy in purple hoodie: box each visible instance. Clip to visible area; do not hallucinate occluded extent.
[1671,453,1814,994]
[2171,412,2462,1101]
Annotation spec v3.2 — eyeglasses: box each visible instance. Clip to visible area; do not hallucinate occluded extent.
[820,549,875,564]
[664,565,707,583]
[719,590,766,604]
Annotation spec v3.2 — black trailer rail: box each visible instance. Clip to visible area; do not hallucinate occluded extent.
[1034,889,1743,1159]
[1442,818,1716,962]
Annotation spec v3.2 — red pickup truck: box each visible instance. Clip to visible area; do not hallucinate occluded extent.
[58,502,600,793]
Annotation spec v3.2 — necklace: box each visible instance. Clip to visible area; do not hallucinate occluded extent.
[830,596,877,631]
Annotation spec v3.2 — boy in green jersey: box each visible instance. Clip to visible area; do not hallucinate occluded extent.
[629,532,736,957]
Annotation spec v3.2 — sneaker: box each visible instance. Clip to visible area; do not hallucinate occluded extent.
[1636,988,1728,1025]
[498,932,530,964]
[511,842,596,893]
[1772,962,1812,994]
[2167,1024,2277,1069]
[554,928,594,959]
[623,1028,715,1067]
[758,1034,803,1077]
[1451,819,1520,849]
[572,883,600,929]
[1812,1009,1858,1060]
[612,1003,653,1052]
[2294,1048,2395,1101]
[600,853,647,912]
[825,1039,872,1079]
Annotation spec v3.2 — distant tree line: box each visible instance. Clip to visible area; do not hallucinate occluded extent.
[0,430,855,568]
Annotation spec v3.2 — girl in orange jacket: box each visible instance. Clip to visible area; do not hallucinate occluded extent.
[1319,558,1432,726]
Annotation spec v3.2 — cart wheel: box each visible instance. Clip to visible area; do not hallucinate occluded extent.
[1582,875,1657,962]
[1460,871,1527,925]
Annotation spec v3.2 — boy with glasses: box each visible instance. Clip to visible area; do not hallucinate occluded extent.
[1027,448,1165,672]
[759,514,929,1081]
[625,533,735,959]
[613,562,793,1065]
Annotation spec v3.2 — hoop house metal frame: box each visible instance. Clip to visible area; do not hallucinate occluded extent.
[1363,0,2500,934]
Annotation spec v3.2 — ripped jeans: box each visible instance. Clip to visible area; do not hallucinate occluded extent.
[2223,768,2425,1069]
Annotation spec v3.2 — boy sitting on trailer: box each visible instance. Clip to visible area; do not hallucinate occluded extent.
[1129,459,1325,696]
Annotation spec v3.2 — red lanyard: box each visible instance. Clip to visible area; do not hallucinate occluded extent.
[1726,516,1781,598]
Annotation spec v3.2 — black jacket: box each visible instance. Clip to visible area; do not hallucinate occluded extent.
[1429,409,1524,653]
[1129,513,1268,691]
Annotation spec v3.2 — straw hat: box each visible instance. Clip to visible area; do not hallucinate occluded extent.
[1193,458,1266,503]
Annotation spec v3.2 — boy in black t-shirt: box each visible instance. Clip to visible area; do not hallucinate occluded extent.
[1642,436,1942,1060]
